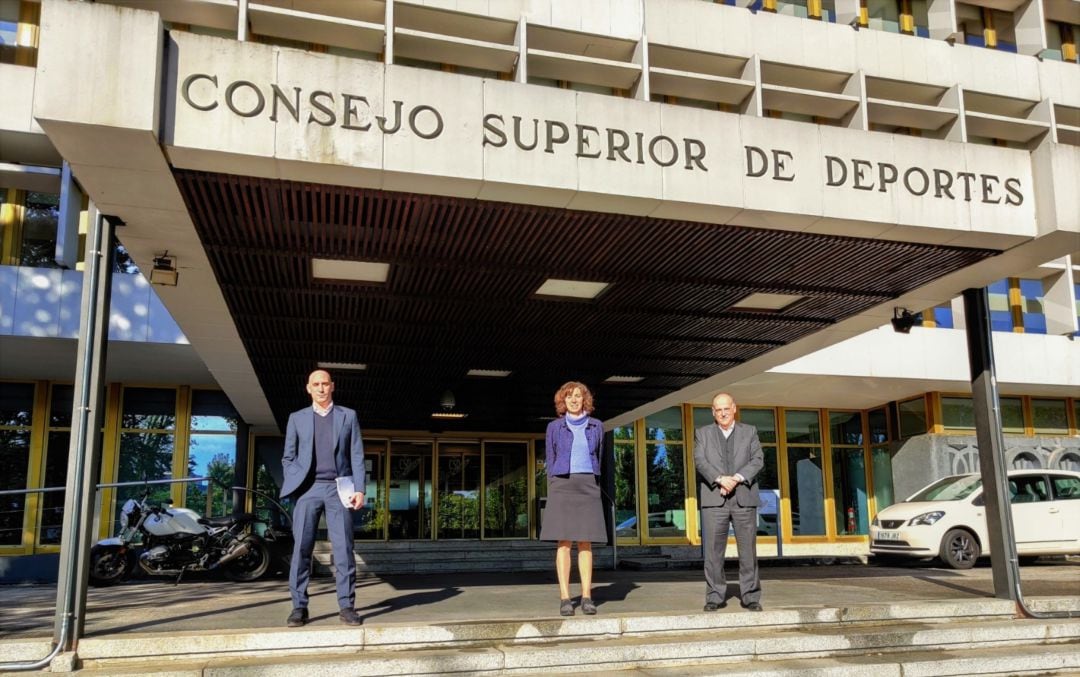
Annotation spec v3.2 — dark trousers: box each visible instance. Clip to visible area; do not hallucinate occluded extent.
[289,480,356,610]
[701,504,761,605]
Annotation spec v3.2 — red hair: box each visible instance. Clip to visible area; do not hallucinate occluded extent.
[553,381,595,416]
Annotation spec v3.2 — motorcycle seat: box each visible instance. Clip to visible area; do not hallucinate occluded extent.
[198,513,258,527]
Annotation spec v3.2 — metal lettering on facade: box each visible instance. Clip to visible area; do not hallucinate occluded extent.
[180,73,1026,206]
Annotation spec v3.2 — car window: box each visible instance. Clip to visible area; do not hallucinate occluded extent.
[1009,475,1049,504]
[909,475,982,502]
[1050,475,1080,501]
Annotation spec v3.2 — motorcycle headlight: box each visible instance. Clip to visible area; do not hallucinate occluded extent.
[908,511,945,526]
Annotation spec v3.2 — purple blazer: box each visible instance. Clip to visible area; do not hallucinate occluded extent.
[545,415,603,476]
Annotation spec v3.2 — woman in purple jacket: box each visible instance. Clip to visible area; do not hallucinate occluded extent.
[539,381,606,616]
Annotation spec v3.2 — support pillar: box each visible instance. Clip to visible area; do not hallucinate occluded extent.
[962,287,1019,600]
[53,205,114,648]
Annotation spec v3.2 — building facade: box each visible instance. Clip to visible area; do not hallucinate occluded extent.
[1,0,1078,577]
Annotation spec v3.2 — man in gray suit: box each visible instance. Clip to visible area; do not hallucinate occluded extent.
[281,369,366,627]
[694,392,765,611]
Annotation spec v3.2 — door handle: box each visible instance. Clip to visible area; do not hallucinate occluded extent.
[1048,508,1060,514]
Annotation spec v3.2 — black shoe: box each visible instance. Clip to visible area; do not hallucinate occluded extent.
[741,601,763,612]
[581,597,597,615]
[339,608,363,626]
[559,599,574,617]
[286,608,308,627]
[703,600,727,612]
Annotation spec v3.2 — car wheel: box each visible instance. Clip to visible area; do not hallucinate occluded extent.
[939,528,980,569]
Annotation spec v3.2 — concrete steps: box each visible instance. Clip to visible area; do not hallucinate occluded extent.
[313,540,622,575]
[8,598,1077,676]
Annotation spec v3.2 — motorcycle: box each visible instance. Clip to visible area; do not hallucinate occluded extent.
[88,491,272,586]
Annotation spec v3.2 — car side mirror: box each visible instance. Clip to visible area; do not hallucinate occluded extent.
[972,495,985,507]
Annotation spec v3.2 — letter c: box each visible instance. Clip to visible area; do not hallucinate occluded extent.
[181,73,218,111]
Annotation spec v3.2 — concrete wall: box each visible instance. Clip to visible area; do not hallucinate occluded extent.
[891,433,1080,500]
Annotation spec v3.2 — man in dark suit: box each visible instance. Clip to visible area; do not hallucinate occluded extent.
[694,392,765,611]
[281,369,366,627]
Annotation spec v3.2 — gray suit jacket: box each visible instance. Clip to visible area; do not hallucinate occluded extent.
[694,421,765,508]
[280,404,366,499]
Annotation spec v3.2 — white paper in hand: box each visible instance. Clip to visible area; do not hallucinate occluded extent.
[335,476,356,509]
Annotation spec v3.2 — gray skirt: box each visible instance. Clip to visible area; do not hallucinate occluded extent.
[539,473,608,543]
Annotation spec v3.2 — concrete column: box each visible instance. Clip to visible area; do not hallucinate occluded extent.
[1013,0,1047,56]
[1041,256,1079,336]
[55,162,82,269]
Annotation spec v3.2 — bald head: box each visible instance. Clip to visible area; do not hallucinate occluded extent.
[711,392,736,429]
[306,370,334,407]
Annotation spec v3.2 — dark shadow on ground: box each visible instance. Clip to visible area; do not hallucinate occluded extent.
[357,587,463,622]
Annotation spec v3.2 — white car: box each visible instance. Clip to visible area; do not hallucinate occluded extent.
[870,469,1080,569]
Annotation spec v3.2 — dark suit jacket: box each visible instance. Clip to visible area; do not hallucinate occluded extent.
[694,421,765,508]
[280,404,366,499]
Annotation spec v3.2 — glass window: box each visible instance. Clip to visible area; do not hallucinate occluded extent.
[868,408,888,444]
[692,406,714,432]
[389,440,432,540]
[190,390,238,432]
[1001,397,1024,434]
[832,447,868,535]
[987,279,1013,332]
[0,0,17,65]
[829,411,863,446]
[121,388,176,430]
[786,446,825,536]
[644,407,685,538]
[1075,400,1080,434]
[871,445,895,510]
[614,439,637,540]
[39,384,75,546]
[866,0,901,32]
[437,443,480,539]
[1031,399,1068,435]
[1018,279,1046,334]
[942,396,975,429]
[1009,475,1048,502]
[19,192,60,268]
[1051,475,1080,500]
[0,381,34,547]
[911,475,982,501]
[897,397,927,437]
[352,440,383,540]
[483,441,528,538]
[645,407,684,442]
[740,407,777,445]
[115,387,178,529]
[113,243,140,275]
[785,410,821,444]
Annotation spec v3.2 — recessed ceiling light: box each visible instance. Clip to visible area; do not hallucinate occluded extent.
[317,362,367,371]
[467,369,512,378]
[604,375,644,383]
[431,411,469,419]
[535,278,610,300]
[312,258,389,283]
[731,292,803,312]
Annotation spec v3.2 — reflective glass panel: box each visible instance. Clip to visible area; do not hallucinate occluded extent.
[352,441,383,540]
[1000,397,1024,433]
[941,396,975,429]
[121,388,176,430]
[897,397,927,437]
[740,408,777,445]
[0,382,34,427]
[190,390,238,432]
[829,411,863,446]
[786,447,825,536]
[184,433,236,515]
[832,448,868,535]
[484,442,528,538]
[868,409,888,444]
[389,441,433,540]
[0,429,30,545]
[785,410,821,444]
[871,445,895,510]
[1031,399,1068,434]
[437,443,480,539]
[645,407,683,442]
[19,192,60,268]
[115,432,175,532]
[614,442,637,540]
[49,385,74,428]
[645,440,686,538]
[39,430,70,545]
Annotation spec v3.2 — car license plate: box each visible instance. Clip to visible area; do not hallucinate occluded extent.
[877,531,901,541]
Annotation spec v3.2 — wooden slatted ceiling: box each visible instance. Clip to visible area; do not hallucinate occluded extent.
[173,170,999,432]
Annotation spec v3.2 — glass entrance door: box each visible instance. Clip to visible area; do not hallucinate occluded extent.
[388,440,433,540]
[436,442,481,539]
[482,441,529,538]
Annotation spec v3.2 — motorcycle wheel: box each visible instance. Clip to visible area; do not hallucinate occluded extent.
[88,545,132,586]
[224,537,271,582]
